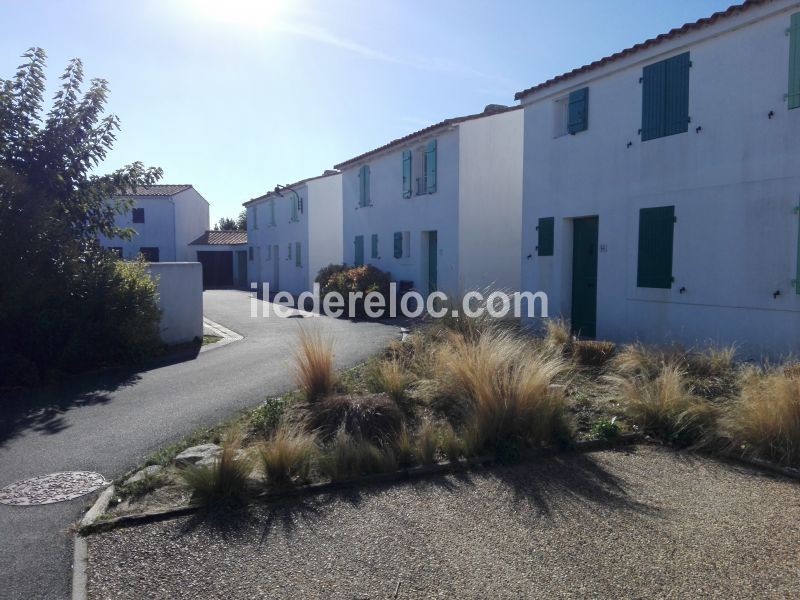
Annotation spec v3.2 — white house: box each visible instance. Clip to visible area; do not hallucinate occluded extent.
[335,105,523,297]
[518,0,800,355]
[244,171,343,296]
[99,184,209,262]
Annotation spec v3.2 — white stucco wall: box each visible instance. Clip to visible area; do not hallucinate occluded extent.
[99,197,177,261]
[306,173,344,290]
[173,188,210,261]
[520,0,800,356]
[341,128,461,294]
[458,108,524,293]
[147,262,203,345]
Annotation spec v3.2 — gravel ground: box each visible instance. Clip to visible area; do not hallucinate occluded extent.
[86,446,800,599]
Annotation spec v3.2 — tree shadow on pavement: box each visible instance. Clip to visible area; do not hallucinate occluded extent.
[0,369,141,446]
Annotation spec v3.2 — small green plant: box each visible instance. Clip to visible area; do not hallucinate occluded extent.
[180,430,252,506]
[318,430,395,481]
[367,358,412,405]
[592,417,621,441]
[415,419,439,465]
[438,422,464,462]
[120,468,164,499]
[258,428,317,486]
[393,427,416,468]
[250,395,291,434]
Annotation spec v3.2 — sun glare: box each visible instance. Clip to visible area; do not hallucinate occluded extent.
[186,0,288,28]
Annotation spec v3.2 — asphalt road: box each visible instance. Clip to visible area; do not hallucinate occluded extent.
[0,290,398,600]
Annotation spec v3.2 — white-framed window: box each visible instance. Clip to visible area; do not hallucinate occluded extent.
[413,146,426,195]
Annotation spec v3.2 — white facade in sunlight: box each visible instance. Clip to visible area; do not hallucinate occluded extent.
[245,171,343,296]
[518,0,800,356]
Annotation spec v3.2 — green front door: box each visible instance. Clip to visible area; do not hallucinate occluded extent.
[571,217,598,338]
[236,250,247,289]
[427,231,437,293]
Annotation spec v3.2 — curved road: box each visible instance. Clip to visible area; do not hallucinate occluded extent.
[0,290,398,599]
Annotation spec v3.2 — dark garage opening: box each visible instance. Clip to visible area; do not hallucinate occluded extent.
[197,251,233,289]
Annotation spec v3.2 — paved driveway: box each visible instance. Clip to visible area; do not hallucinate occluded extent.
[0,290,398,599]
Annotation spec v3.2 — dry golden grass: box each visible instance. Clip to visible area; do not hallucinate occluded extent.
[719,370,800,466]
[435,329,573,452]
[415,419,439,465]
[368,358,413,405]
[294,327,336,402]
[609,365,717,446]
[304,393,403,444]
[572,340,616,368]
[180,429,252,505]
[318,430,396,481]
[544,318,572,353]
[258,427,317,486]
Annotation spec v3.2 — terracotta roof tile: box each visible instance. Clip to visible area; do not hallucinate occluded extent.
[514,0,769,101]
[189,230,248,245]
[117,184,193,197]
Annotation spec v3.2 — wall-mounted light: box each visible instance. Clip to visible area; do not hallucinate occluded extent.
[768,110,775,119]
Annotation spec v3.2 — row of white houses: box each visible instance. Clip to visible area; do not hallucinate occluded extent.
[109,0,797,356]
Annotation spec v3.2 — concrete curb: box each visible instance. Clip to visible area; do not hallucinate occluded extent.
[200,317,243,353]
[78,433,642,537]
[72,484,114,600]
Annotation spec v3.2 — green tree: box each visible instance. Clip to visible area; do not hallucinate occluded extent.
[0,48,164,385]
[213,210,247,231]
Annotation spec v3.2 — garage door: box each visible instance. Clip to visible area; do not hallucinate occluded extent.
[197,251,234,289]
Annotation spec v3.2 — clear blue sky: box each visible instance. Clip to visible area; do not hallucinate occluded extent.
[1,0,734,224]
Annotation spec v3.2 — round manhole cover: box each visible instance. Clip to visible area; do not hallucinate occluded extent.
[0,472,107,506]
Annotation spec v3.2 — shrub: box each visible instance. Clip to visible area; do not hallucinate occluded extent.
[314,263,348,288]
[319,264,391,317]
[392,427,416,468]
[427,289,508,342]
[719,370,800,466]
[572,340,616,368]
[304,393,403,444]
[250,395,291,434]
[544,318,572,353]
[437,422,464,462]
[318,430,395,481]
[180,431,252,506]
[591,417,621,441]
[367,358,412,406]
[435,330,573,453]
[294,327,336,402]
[258,428,317,486]
[610,365,717,446]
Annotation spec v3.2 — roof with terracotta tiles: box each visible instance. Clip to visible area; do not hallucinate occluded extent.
[332,104,520,170]
[116,184,194,197]
[514,0,769,101]
[189,230,248,245]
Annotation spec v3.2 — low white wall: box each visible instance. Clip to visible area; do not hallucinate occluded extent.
[147,262,203,345]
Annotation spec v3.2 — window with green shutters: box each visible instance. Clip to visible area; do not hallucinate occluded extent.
[269,199,276,226]
[371,234,379,259]
[402,151,412,198]
[290,197,299,222]
[567,88,589,134]
[789,13,800,109]
[537,217,555,256]
[637,206,675,288]
[641,52,690,141]
[425,140,437,193]
[354,235,364,266]
[393,232,403,259]
[358,165,371,207]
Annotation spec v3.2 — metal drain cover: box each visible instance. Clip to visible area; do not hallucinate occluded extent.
[0,471,107,506]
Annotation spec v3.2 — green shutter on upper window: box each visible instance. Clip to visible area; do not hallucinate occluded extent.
[358,165,370,207]
[664,53,690,136]
[402,150,412,198]
[567,87,589,134]
[354,235,364,266]
[425,140,437,193]
[789,13,800,110]
[291,197,298,221]
[393,232,403,258]
[270,200,275,225]
[371,233,379,259]
[537,217,554,256]
[637,206,675,288]
[295,242,301,267]
[641,60,667,141]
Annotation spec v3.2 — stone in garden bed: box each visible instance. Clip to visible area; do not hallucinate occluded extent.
[123,465,163,487]
[173,443,222,468]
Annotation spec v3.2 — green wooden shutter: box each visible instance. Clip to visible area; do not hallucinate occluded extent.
[795,206,800,294]
[402,150,412,198]
[393,232,403,258]
[291,197,298,221]
[354,235,364,266]
[270,200,275,225]
[637,206,675,288]
[358,166,369,207]
[295,242,301,267]
[664,52,690,136]
[425,140,437,193]
[789,13,800,109]
[567,87,589,134]
[537,217,555,256]
[371,233,379,258]
[287,242,292,260]
[641,60,666,141]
